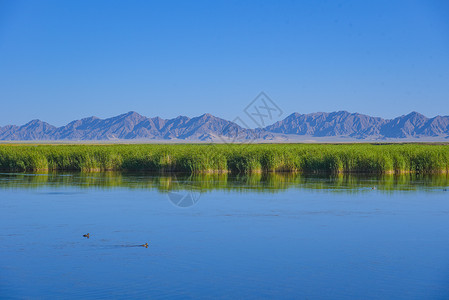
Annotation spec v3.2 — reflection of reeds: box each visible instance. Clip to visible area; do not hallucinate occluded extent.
[0,172,448,192]
[0,144,449,173]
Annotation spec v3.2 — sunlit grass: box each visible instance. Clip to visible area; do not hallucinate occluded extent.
[0,143,448,173]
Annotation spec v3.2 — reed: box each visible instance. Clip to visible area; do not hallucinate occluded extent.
[0,143,448,174]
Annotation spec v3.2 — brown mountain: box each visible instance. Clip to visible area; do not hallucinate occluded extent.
[265,111,386,138]
[0,112,274,141]
[265,111,449,140]
[1,111,448,141]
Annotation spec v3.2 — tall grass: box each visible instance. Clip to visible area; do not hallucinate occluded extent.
[0,144,448,174]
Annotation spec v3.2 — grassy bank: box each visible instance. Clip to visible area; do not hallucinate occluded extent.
[0,144,449,173]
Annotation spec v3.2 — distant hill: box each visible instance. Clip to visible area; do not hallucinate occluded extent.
[0,112,275,141]
[1,111,448,141]
[266,111,449,140]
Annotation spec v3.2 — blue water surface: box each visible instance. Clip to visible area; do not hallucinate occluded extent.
[1,173,449,299]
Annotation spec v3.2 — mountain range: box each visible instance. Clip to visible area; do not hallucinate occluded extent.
[1,111,448,142]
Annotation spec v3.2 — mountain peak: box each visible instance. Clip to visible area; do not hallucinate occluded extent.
[123,111,143,117]
[112,111,147,124]
[288,112,302,118]
[196,113,220,121]
[81,116,100,121]
[335,110,350,114]
[25,119,44,125]
[405,111,426,118]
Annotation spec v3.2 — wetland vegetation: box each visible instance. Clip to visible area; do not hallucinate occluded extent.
[0,143,448,174]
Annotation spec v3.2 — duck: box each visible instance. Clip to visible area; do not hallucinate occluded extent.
[140,243,148,248]
[371,187,377,190]
[83,233,90,238]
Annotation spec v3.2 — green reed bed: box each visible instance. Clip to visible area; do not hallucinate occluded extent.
[0,143,448,174]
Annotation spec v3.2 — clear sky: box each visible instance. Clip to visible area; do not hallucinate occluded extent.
[0,0,448,126]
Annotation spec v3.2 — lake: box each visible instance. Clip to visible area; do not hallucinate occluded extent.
[1,172,449,299]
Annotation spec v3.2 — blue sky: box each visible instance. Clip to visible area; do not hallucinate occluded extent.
[0,0,448,126]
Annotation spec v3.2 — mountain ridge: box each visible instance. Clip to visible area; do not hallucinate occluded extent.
[1,111,448,141]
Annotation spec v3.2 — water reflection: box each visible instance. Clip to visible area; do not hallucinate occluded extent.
[0,172,448,193]
[1,172,449,299]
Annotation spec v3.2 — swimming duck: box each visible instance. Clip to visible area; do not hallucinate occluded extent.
[83,233,90,238]
[141,243,148,248]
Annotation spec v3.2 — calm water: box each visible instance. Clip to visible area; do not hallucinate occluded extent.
[1,173,449,299]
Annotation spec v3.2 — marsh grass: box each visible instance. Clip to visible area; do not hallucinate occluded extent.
[0,144,448,174]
